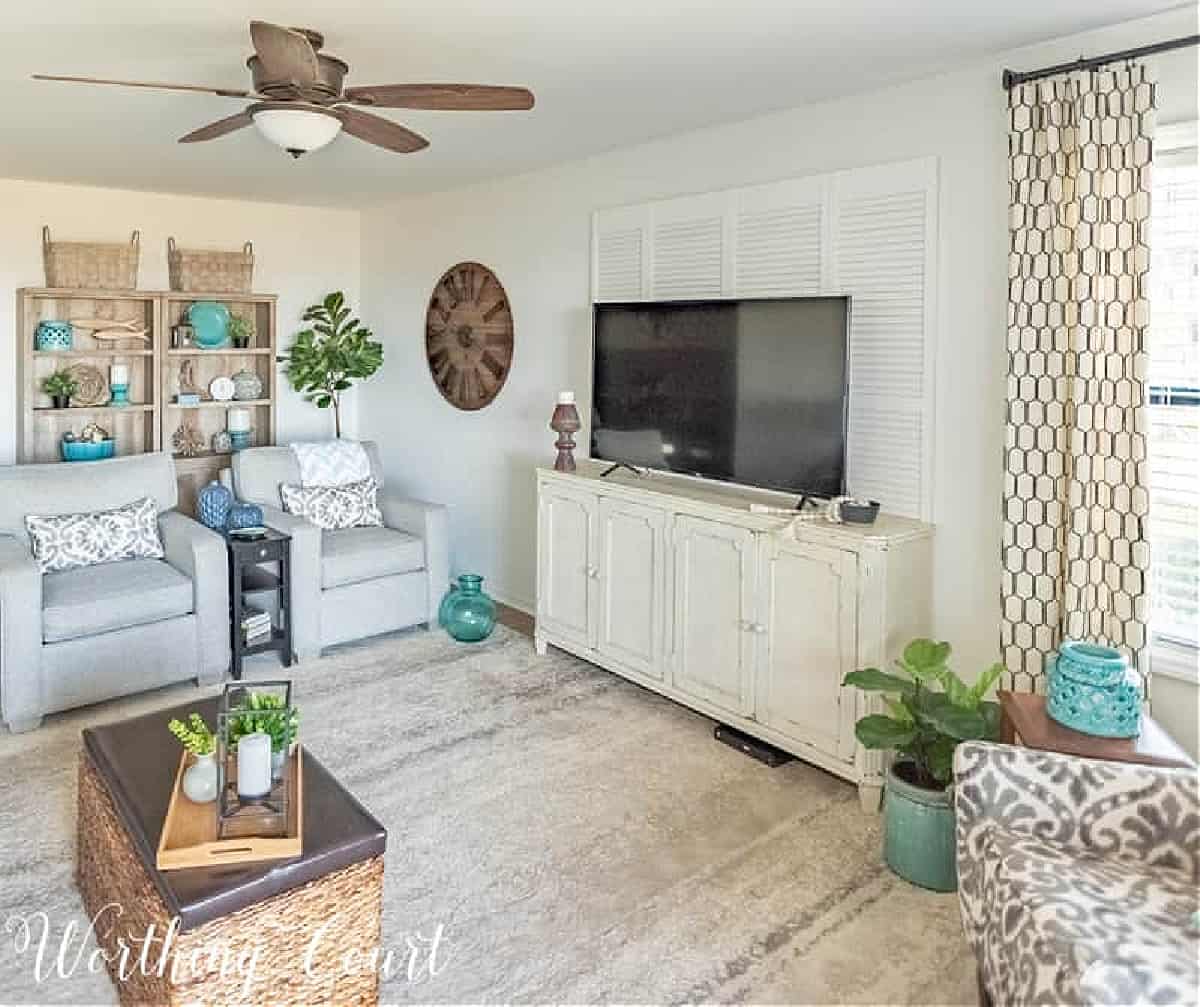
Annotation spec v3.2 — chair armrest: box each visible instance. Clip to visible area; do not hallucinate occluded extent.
[159,511,230,682]
[258,504,323,660]
[379,490,449,622]
[0,535,44,729]
[954,741,1200,953]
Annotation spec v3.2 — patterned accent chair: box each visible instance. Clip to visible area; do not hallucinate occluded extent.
[955,742,1199,1006]
[0,453,230,733]
[231,442,448,659]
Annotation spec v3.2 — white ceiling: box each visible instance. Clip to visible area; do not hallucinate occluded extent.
[0,0,1186,208]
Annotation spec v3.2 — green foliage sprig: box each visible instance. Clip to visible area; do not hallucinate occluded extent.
[227,692,299,754]
[843,639,1004,789]
[167,713,216,757]
[279,291,383,437]
[229,315,255,347]
[42,369,79,400]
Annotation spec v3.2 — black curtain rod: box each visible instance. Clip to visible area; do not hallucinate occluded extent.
[1001,33,1199,90]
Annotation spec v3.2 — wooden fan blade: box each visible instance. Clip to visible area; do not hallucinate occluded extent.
[179,110,254,143]
[335,108,429,153]
[249,21,319,84]
[344,84,535,111]
[32,74,252,99]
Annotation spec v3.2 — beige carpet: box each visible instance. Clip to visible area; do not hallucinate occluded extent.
[0,625,976,1004]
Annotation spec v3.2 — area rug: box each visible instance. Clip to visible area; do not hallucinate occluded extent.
[0,625,975,1004]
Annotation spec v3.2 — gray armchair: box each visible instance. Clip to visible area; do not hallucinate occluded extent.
[955,742,1199,1006]
[231,442,448,659]
[0,453,229,733]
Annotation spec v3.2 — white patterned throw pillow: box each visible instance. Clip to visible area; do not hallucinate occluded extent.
[280,477,383,531]
[289,440,371,487]
[25,497,165,574]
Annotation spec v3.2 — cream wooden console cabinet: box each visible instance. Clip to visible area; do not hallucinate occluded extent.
[535,462,933,808]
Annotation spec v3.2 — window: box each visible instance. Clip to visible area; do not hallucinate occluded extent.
[1148,123,1199,676]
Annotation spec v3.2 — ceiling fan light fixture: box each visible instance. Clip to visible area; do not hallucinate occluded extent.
[250,106,342,156]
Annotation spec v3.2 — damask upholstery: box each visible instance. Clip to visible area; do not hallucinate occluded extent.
[321,526,425,589]
[955,742,1199,1006]
[25,496,164,573]
[281,477,384,530]
[0,453,229,733]
[232,441,448,658]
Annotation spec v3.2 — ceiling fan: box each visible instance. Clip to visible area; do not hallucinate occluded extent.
[32,20,535,158]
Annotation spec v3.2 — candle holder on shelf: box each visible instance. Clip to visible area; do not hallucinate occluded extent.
[109,364,130,407]
[550,391,581,472]
[216,681,297,841]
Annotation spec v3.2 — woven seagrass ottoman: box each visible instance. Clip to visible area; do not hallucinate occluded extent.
[77,698,387,1006]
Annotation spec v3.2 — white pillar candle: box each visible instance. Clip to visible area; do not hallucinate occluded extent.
[110,364,129,385]
[557,390,575,405]
[227,407,251,433]
[237,732,272,799]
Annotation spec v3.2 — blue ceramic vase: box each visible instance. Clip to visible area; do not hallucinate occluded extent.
[197,481,233,531]
[1046,640,1141,738]
[439,574,497,643]
[226,501,264,531]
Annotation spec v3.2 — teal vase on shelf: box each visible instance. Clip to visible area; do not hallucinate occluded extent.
[439,574,497,643]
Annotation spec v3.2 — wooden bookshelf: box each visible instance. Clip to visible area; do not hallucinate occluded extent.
[16,288,278,516]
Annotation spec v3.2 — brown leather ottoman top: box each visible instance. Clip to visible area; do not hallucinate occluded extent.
[82,697,387,930]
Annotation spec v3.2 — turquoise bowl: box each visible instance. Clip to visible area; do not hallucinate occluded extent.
[1046,640,1141,738]
[187,301,231,349]
[62,439,115,462]
[35,320,74,351]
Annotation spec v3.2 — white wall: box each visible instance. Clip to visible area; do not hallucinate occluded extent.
[359,6,1198,749]
[0,179,361,463]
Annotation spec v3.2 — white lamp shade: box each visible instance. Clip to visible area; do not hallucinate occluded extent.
[251,108,342,153]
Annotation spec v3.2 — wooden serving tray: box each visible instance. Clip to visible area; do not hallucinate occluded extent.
[156,746,303,871]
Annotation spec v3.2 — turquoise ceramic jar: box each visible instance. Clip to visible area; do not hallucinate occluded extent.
[1046,640,1141,738]
[439,574,497,643]
[35,320,73,351]
[883,766,956,892]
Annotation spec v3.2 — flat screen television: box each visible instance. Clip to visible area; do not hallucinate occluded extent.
[591,296,849,497]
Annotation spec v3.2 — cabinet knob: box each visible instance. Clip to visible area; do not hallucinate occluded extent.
[586,565,600,579]
[754,623,768,635]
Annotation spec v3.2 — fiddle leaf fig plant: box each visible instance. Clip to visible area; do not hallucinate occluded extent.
[843,639,1004,790]
[279,291,383,437]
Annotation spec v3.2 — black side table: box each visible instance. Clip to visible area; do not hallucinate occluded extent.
[225,527,293,680]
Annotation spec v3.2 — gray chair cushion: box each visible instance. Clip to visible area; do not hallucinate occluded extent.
[42,558,193,643]
[321,526,424,590]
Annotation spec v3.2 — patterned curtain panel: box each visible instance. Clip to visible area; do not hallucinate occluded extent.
[1002,65,1156,692]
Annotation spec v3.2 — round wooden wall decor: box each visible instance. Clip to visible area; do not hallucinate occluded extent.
[425,261,514,411]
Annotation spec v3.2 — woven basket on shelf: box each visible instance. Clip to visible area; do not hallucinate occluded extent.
[168,237,254,293]
[42,226,140,290]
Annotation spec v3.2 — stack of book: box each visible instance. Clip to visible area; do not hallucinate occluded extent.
[241,608,272,646]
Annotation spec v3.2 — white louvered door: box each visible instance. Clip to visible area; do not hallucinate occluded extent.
[831,159,937,519]
[733,176,827,297]
[650,192,728,299]
[591,157,938,520]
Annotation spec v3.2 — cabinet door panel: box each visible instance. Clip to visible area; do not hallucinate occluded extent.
[756,538,857,759]
[671,516,756,716]
[537,488,597,647]
[598,499,665,678]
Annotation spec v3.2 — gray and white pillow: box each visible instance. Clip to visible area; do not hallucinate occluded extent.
[280,476,383,531]
[25,496,165,574]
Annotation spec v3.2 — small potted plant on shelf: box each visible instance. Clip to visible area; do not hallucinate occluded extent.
[229,315,255,349]
[843,639,1003,892]
[42,369,79,409]
[167,713,218,804]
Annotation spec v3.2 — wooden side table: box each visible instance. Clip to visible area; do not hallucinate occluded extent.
[226,528,293,680]
[998,690,1195,769]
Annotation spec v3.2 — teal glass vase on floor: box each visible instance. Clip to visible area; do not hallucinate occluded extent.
[439,574,497,642]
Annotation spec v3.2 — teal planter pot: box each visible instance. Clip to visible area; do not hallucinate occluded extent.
[439,574,497,643]
[883,764,957,892]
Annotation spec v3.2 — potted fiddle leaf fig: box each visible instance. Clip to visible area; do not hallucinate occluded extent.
[843,639,1003,892]
[279,291,383,437]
